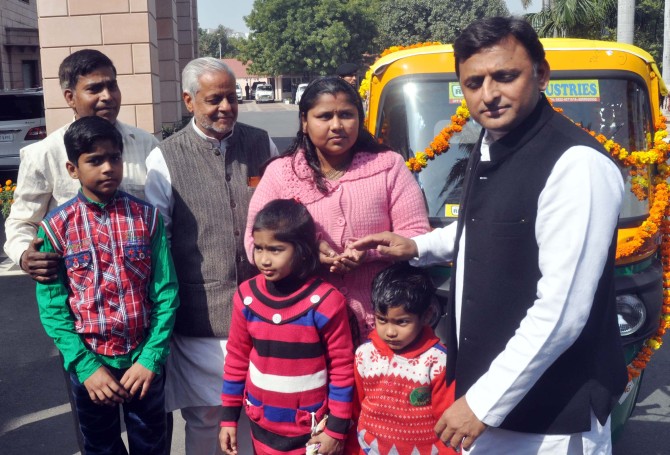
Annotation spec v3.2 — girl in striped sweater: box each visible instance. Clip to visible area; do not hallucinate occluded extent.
[220,199,355,455]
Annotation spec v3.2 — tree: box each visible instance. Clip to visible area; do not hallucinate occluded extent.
[198,25,238,58]
[598,0,664,64]
[237,0,378,76]
[525,0,617,38]
[631,0,664,65]
[520,0,664,70]
[374,0,508,49]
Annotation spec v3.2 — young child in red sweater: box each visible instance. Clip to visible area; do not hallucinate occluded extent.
[353,262,457,455]
[219,199,354,455]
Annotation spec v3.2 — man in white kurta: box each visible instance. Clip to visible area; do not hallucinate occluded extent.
[4,49,158,277]
[352,17,626,455]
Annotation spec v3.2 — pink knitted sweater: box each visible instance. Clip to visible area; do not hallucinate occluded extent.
[245,150,429,341]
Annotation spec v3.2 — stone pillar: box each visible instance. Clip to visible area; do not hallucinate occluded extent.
[36,0,162,135]
[157,1,183,131]
[176,0,197,70]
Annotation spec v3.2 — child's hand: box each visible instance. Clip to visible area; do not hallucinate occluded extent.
[219,426,238,455]
[83,366,129,406]
[307,432,343,455]
[341,244,367,266]
[319,240,341,266]
[120,363,155,400]
[329,245,366,275]
[318,240,349,275]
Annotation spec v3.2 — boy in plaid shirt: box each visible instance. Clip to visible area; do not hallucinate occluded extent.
[35,116,179,454]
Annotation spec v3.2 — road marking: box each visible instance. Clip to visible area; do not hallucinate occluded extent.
[239,102,298,113]
[629,386,670,423]
[0,257,23,276]
[0,403,72,434]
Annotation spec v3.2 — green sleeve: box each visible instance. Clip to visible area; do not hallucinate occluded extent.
[135,212,180,373]
[35,227,102,382]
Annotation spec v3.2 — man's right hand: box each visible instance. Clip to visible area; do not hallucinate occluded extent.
[20,237,60,283]
[351,231,419,260]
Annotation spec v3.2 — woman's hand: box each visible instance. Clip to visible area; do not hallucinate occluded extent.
[307,432,343,455]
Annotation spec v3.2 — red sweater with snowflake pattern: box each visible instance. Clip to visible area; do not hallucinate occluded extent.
[353,327,456,455]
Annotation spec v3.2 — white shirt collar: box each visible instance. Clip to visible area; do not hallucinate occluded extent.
[189,118,235,149]
[480,131,495,162]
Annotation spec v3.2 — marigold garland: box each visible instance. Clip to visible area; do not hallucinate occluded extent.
[405,100,469,172]
[581,113,668,200]
[616,181,669,260]
[359,42,443,100]
[626,126,670,382]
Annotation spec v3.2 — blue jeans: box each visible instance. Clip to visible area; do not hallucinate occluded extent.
[70,366,167,455]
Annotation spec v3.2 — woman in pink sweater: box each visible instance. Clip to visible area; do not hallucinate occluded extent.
[245,77,429,344]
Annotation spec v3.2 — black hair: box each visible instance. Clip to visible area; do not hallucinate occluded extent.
[279,76,388,194]
[372,262,435,316]
[252,199,320,280]
[453,16,545,77]
[64,116,123,165]
[59,49,117,90]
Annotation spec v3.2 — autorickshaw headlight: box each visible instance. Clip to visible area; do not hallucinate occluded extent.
[616,294,646,336]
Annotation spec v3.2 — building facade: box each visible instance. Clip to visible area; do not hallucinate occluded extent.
[0,0,41,90]
[35,0,198,136]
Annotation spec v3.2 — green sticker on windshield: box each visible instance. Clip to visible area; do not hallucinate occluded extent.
[448,82,463,104]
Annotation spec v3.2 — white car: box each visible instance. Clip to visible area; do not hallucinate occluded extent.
[0,88,46,170]
[295,83,308,105]
[236,83,243,103]
[255,84,274,103]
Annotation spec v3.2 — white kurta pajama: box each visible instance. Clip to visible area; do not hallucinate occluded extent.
[412,134,624,455]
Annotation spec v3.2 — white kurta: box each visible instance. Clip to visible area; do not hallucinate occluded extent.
[412,134,624,454]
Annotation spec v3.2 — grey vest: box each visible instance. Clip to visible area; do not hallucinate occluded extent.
[160,122,272,337]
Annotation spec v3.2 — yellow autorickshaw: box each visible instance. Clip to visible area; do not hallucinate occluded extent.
[361,38,669,439]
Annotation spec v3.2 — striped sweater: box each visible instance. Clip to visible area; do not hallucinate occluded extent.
[221,275,354,454]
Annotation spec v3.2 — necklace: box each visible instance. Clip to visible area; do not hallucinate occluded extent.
[323,167,347,180]
[321,157,353,180]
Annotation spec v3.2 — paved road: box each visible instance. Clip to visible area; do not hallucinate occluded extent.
[1,104,669,453]
[238,100,298,152]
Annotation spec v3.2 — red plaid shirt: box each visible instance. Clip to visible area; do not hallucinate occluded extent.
[41,191,158,357]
